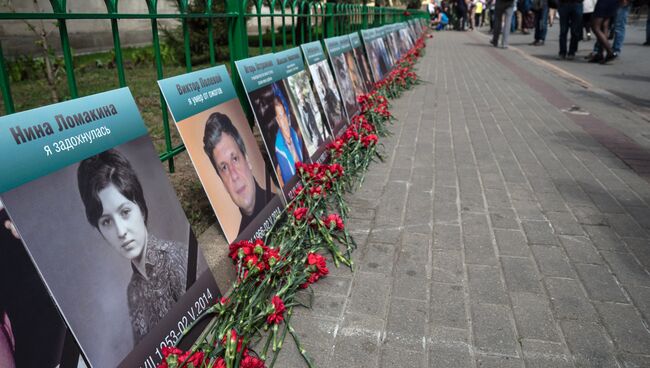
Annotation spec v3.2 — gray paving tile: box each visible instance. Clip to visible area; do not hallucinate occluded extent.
[560,235,604,265]
[346,272,391,317]
[544,278,599,322]
[501,256,543,294]
[531,245,576,278]
[430,282,468,329]
[470,303,519,356]
[574,263,628,303]
[560,320,619,368]
[494,229,531,257]
[511,292,560,342]
[468,264,509,305]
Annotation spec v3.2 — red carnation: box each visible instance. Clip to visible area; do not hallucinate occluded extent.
[323,213,345,231]
[293,207,309,221]
[266,295,286,325]
[241,355,266,368]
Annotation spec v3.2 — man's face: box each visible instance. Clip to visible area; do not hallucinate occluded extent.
[212,134,256,216]
[274,100,291,141]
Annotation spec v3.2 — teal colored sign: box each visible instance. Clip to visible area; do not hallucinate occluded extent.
[339,36,352,53]
[235,53,279,92]
[301,41,326,65]
[361,28,377,43]
[0,88,147,193]
[275,47,305,79]
[349,32,362,49]
[324,36,345,57]
[157,65,238,122]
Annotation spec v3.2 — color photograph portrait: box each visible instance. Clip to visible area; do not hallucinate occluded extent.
[308,61,347,134]
[285,70,332,157]
[174,98,280,243]
[352,45,375,92]
[331,53,360,118]
[247,81,310,188]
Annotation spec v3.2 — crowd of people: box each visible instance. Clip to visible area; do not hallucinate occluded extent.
[428,0,650,64]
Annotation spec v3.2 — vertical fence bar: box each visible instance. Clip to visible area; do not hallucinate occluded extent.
[306,1,312,42]
[256,0,263,54]
[207,0,216,65]
[325,2,334,38]
[146,0,175,171]
[105,1,126,87]
[281,1,287,48]
[57,20,78,98]
[270,0,277,52]
[178,0,192,72]
[0,42,15,115]
[290,0,297,46]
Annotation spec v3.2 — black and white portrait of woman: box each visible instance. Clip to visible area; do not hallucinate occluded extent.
[0,136,205,366]
[77,149,188,344]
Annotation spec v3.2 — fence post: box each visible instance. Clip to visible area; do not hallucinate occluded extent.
[0,42,14,115]
[104,0,126,87]
[49,0,78,99]
[325,3,335,38]
[227,0,252,122]
[206,0,216,65]
[145,0,175,171]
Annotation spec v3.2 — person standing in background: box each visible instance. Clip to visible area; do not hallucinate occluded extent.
[475,0,484,27]
[456,0,469,30]
[589,0,618,63]
[530,0,549,45]
[491,0,516,47]
[557,0,583,59]
[582,0,596,40]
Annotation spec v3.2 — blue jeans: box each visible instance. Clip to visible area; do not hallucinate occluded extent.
[612,4,629,53]
[558,3,583,56]
[593,4,629,54]
[533,5,548,41]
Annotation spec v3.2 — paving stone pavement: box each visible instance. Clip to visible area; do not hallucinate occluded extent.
[268,32,650,367]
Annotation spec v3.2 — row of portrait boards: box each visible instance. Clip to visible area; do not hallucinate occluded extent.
[0,19,427,368]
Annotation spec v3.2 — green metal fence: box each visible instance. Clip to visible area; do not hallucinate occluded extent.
[0,0,426,172]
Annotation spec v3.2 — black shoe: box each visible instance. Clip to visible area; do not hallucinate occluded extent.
[490,39,498,47]
[644,41,650,46]
[558,53,566,60]
[600,52,618,64]
[567,54,575,60]
[588,54,604,63]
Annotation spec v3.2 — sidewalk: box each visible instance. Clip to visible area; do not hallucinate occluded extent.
[209,31,650,367]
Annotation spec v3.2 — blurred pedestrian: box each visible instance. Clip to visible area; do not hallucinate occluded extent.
[557,0,583,59]
[491,0,516,47]
[582,0,596,40]
[589,0,618,63]
[530,0,549,45]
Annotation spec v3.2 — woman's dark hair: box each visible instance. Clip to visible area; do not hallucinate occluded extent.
[202,112,246,173]
[272,83,291,122]
[77,149,148,229]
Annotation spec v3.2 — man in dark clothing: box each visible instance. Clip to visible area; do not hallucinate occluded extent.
[492,0,516,46]
[557,0,583,59]
[456,0,469,30]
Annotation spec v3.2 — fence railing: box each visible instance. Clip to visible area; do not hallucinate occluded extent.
[0,0,427,172]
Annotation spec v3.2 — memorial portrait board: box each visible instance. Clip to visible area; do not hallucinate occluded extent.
[325,36,361,118]
[0,199,87,368]
[300,41,348,136]
[0,88,220,368]
[158,65,283,246]
[235,54,310,200]
[349,32,375,92]
[276,47,332,164]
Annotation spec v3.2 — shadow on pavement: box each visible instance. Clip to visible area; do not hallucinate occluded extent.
[602,73,650,83]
